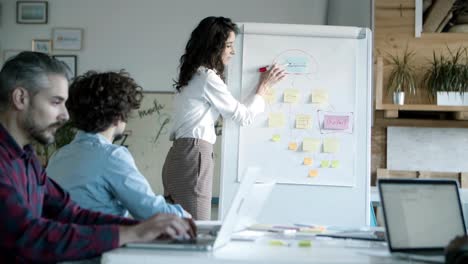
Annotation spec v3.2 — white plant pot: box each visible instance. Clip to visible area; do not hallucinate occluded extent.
[436,92,467,106]
[393,91,405,105]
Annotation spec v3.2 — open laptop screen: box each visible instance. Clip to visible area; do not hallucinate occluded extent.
[379,179,466,250]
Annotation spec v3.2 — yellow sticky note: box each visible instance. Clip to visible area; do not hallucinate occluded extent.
[331,160,340,168]
[268,113,285,128]
[298,240,312,247]
[308,169,318,177]
[321,160,330,168]
[269,240,289,246]
[284,89,300,103]
[323,138,340,153]
[312,90,329,104]
[271,134,281,142]
[303,157,313,166]
[302,138,321,152]
[263,89,276,104]
[288,142,298,151]
[295,114,312,129]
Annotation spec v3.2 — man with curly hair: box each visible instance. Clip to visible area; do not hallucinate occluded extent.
[46,70,190,220]
[0,51,194,263]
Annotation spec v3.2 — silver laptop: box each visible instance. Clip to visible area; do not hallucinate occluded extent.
[126,167,275,251]
[378,178,466,263]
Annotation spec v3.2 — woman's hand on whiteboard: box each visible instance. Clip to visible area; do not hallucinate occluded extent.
[256,64,286,96]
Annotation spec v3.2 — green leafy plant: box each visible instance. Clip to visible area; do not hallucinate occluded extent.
[53,121,77,149]
[35,121,77,165]
[423,47,468,99]
[386,48,417,96]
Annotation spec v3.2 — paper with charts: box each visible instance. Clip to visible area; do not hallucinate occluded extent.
[237,35,357,186]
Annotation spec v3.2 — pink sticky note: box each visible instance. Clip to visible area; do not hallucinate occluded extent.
[323,115,349,130]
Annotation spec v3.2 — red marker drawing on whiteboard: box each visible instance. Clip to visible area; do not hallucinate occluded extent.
[258,63,290,72]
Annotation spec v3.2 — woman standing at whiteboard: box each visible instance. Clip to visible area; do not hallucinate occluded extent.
[162,16,285,220]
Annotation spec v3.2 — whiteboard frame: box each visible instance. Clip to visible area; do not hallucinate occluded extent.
[219,23,372,226]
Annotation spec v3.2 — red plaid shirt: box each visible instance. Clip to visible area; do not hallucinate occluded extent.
[0,124,138,263]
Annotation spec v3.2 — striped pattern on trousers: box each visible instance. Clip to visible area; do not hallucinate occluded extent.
[162,138,214,220]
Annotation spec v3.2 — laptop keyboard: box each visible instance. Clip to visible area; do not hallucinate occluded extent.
[170,232,217,245]
[408,250,445,256]
[171,238,197,244]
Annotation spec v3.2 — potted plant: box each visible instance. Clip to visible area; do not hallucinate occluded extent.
[35,121,76,166]
[423,47,468,105]
[386,49,417,105]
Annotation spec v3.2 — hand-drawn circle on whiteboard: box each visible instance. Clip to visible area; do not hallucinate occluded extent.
[272,49,318,76]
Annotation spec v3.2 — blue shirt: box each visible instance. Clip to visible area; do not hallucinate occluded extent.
[46,131,184,220]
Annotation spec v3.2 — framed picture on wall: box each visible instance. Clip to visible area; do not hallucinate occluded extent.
[32,39,52,54]
[16,1,48,24]
[52,28,83,50]
[53,55,77,78]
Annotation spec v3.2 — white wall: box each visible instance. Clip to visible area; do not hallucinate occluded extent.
[388,127,468,172]
[1,0,384,207]
[0,0,328,92]
[327,0,373,28]
[0,0,330,202]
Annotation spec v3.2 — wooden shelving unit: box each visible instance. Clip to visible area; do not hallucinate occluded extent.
[374,0,468,126]
[420,32,468,40]
[377,104,468,119]
[371,0,468,183]
[374,57,468,123]
[374,111,468,128]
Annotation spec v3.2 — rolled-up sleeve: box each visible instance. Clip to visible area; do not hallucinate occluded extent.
[104,147,184,220]
[203,71,265,126]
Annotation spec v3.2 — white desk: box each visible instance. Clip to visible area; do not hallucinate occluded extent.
[102,237,419,264]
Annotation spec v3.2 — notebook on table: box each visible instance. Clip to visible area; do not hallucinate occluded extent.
[378,178,466,263]
[126,167,275,251]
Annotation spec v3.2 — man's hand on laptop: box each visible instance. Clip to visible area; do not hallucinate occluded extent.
[118,214,197,246]
[184,217,197,239]
[182,209,192,219]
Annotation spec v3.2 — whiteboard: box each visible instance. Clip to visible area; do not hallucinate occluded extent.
[220,23,372,226]
[123,92,175,195]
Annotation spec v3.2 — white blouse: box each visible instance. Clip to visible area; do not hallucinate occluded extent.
[169,66,265,144]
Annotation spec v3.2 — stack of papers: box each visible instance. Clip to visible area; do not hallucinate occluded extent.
[232,223,385,242]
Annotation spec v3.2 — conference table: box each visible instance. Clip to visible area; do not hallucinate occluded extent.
[101,236,423,264]
[100,186,464,264]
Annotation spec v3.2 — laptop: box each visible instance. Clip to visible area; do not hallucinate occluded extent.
[378,178,467,263]
[126,167,275,251]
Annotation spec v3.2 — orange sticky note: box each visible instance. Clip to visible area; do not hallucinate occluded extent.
[308,170,318,177]
[288,142,298,151]
[303,157,313,165]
